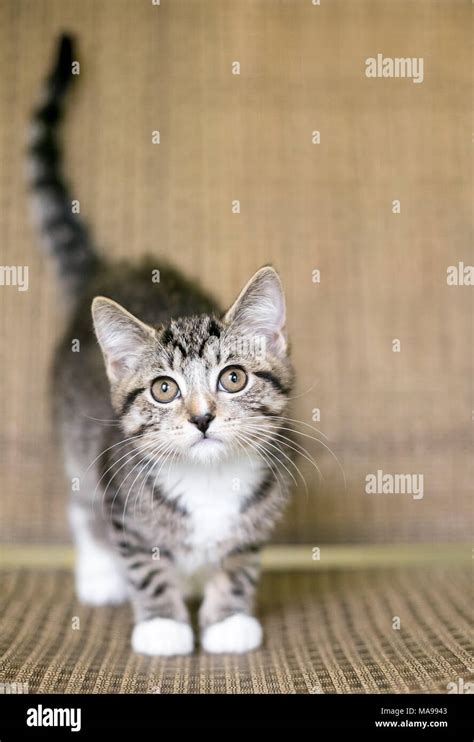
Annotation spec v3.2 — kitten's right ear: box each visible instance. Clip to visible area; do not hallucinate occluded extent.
[91,297,155,384]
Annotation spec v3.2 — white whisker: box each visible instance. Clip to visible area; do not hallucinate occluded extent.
[234,430,294,490]
[246,417,346,493]
[94,436,164,518]
[242,429,307,494]
[241,422,323,485]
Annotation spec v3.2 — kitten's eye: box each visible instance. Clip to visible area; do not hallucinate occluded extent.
[218,366,248,393]
[151,376,180,403]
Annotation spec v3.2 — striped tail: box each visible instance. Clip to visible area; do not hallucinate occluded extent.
[27,34,99,299]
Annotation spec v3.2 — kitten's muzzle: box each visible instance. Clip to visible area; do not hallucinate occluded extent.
[189,413,215,435]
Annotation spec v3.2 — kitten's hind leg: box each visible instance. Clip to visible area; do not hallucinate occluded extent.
[70,503,129,606]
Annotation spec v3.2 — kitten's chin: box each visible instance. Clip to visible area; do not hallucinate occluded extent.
[186,437,228,464]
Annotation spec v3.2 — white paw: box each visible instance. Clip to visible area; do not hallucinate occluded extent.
[202,614,263,654]
[75,550,128,606]
[132,618,194,656]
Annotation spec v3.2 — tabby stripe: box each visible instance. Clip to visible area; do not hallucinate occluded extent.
[157,548,174,562]
[44,213,86,236]
[241,569,258,587]
[117,542,144,556]
[197,337,208,357]
[227,543,261,557]
[208,319,221,338]
[251,404,280,418]
[240,472,274,513]
[152,582,169,598]
[115,526,143,542]
[30,175,66,192]
[137,570,161,591]
[128,561,147,570]
[197,322,221,357]
[33,100,61,126]
[129,423,149,438]
[175,341,187,358]
[120,387,145,417]
[254,370,288,394]
[29,138,59,163]
[150,487,188,516]
[161,328,174,345]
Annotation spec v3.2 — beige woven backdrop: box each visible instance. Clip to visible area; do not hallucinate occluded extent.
[0,0,471,545]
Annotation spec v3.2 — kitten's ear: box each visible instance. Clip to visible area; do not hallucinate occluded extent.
[224,266,287,357]
[91,297,155,383]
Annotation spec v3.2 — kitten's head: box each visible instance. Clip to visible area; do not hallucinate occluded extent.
[92,267,293,464]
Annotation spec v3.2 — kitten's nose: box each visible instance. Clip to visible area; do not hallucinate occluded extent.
[189,413,215,434]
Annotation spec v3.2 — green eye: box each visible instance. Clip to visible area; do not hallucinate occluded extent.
[151,376,180,403]
[218,366,248,393]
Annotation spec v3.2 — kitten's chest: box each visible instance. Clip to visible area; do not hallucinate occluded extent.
[159,456,264,570]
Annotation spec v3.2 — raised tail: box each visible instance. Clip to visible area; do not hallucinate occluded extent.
[27,34,99,299]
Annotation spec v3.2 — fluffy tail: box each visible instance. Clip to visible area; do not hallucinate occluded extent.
[27,34,99,299]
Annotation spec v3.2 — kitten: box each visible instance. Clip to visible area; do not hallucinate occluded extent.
[27,36,294,656]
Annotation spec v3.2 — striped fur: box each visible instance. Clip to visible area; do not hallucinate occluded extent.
[34,36,296,655]
[27,35,99,298]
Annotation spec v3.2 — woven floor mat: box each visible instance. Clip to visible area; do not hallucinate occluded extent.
[0,566,471,694]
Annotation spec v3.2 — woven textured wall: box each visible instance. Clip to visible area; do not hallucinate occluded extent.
[0,0,471,544]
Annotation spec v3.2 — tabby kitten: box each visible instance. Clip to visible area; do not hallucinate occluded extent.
[28,36,294,656]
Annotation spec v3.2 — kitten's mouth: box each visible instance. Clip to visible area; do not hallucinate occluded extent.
[192,434,222,447]
[189,433,227,455]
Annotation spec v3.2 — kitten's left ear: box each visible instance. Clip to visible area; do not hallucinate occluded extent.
[224,266,287,357]
[92,296,156,384]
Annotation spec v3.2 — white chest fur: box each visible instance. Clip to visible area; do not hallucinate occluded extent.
[157,454,264,573]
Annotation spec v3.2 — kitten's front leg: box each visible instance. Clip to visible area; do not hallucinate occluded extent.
[113,529,193,656]
[199,547,263,654]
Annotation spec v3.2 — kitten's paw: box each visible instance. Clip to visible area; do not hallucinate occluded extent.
[132,618,194,656]
[202,614,263,654]
[75,551,128,606]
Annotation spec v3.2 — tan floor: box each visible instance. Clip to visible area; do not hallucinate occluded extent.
[0,565,470,694]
